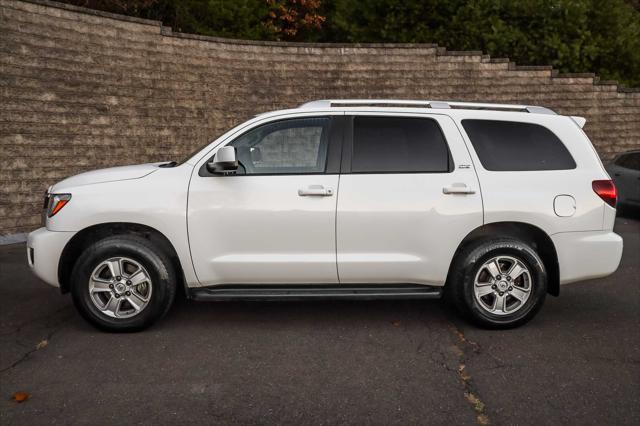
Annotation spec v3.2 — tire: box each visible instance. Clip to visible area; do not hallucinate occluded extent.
[447,238,547,328]
[70,234,177,332]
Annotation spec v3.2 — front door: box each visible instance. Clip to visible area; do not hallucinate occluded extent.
[336,114,483,285]
[188,115,343,286]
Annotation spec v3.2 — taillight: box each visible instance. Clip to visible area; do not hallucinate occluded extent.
[592,180,617,208]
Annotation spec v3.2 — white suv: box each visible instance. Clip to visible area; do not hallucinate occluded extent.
[27,100,623,331]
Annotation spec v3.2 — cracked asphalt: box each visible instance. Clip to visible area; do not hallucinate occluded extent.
[1,217,638,425]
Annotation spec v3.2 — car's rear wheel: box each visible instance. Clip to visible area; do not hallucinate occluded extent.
[447,238,547,328]
[70,235,176,332]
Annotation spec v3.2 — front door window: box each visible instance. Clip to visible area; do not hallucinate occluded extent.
[230,117,330,175]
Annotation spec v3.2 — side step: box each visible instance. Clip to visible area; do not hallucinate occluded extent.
[188,284,443,302]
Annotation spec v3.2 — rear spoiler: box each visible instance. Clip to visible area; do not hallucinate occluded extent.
[570,116,587,128]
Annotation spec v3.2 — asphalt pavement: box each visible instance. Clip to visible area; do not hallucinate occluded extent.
[1,218,638,425]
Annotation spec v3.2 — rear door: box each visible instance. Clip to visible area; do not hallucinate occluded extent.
[336,113,483,285]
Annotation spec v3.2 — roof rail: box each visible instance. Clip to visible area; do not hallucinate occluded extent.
[298,99,556,115]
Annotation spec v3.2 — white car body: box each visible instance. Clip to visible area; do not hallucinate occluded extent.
[28,100,623,300]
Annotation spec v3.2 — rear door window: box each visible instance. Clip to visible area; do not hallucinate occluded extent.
[351,116,452,173]
[461,120,576,171]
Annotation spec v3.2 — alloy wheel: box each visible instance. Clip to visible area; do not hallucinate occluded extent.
[88,257,152,318]
[473,255,532,316]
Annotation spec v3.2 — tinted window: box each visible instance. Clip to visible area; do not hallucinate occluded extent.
[230,117,330,174]
[352,117,451,173]
[461,120,576,171]
[616,153,640,171]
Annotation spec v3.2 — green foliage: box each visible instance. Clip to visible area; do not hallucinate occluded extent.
[324,0,640,86]
[64,0,271,39]
[60,0,640,86]
[145,0,271,39]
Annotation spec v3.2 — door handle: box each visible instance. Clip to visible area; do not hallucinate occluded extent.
[443,183,475,195]
[298,185,333,196]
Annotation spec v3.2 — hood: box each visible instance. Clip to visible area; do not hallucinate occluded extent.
[51,163,165,191]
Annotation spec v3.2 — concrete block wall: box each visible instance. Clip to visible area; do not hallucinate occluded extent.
[1,0,639,236]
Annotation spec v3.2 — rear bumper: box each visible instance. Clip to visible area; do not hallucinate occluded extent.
[552,230,623,285]
[27,227,75,287]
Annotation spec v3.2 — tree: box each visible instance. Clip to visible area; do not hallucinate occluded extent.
[264,0,325,41]
[67,0,159,15]
[324,0,640,86]
[59,0,640,86]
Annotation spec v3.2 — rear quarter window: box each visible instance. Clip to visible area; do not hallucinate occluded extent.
[461,120,576,171]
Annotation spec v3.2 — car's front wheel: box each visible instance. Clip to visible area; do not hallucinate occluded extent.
[70,235,177,332]
[447,238,547,328]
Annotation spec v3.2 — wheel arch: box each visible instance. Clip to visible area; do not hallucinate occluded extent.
[447,221,560,296]
[58,222,186,295]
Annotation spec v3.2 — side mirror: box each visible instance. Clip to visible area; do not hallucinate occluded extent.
[206,146,238,174]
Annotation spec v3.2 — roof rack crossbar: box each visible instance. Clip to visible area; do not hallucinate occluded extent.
[298,99,556,115]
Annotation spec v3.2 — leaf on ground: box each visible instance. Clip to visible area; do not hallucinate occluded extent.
[391,320,401,327]
[477,414,491,426]
[12,392,29,403]
[459,364,472,381]
[465,391,485,413]
[36,340,48,350]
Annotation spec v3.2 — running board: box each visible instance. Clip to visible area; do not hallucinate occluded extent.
[189,284,443,302]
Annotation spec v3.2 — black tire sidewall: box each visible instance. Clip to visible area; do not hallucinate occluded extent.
[70,236,176,332]
[458,239,547,328]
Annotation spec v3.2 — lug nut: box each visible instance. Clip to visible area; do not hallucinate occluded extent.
[126,291,131,296]
[126,280,132,285]
[496,275,501,280]
[115,294,120,298]
[109,284,114,289]
[116,276,122,281]
[491,285,497,289]
[499,292,504,296]
[508,286,513,291]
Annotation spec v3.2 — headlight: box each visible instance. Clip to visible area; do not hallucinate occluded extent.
[47,194,72,217]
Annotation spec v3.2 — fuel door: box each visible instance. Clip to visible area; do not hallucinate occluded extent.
[554,195,576,217]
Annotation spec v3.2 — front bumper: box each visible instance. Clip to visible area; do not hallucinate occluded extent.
[552,230,623,285]
[27,227,76,287]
